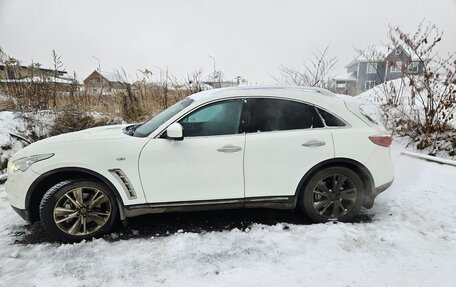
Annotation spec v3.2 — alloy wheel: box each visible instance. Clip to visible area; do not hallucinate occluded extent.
[53,187,112,236]
[311,174,358,219]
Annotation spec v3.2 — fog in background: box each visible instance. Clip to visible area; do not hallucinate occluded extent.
[1,0,455,83]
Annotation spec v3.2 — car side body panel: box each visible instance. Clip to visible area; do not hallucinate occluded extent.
[244,129,334,198]
[9,136,150,209]
[331,128,394,189]
[138,134,246,203]
[364,146,395,188]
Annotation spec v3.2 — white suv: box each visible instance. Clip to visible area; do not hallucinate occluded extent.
[5,86,394,242]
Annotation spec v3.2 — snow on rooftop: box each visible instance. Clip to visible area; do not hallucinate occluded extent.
[333,71,357,81]
[357,46,390,61]
[0,62,66,74]
[346,46,392,67]
[0,76,75,84]
[99,71,126,83]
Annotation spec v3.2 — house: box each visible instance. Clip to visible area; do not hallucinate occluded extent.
[83,70,128,95]
[0,62,77,94]
[0,62,71,82]
[333,46,425,95]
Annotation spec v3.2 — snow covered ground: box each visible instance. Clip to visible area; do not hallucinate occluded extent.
[0,143,455,287]
[0,111,55,172]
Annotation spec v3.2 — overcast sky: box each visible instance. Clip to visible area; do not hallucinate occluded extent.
[0,0,455,84]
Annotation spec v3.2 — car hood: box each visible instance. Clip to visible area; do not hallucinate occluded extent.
[34,124,130,145]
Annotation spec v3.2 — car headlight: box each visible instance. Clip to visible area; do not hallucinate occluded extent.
[10,153,55,173]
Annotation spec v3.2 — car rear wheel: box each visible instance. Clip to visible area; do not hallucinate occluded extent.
[299,166,364,222]
[39,179,118,242]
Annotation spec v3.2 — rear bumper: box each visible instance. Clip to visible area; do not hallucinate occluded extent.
[11,206,31,222]
[363,178,393,209]
[374,180,393,197]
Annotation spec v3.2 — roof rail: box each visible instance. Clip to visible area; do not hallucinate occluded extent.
[300,86,335,97]
[213,85,335,97]
[277,86,335,97]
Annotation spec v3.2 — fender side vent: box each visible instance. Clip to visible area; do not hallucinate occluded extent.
[109,169,137,199]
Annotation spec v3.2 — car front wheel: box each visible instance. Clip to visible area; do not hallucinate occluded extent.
[300,166,364,222]
[39,179,118,242]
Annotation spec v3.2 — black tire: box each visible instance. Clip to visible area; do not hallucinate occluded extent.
[299,166,364,223]
[39,179,118,242]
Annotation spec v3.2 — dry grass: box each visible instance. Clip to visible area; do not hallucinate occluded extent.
[1,84,191,137]
[1,86,190,122]
[49,110,121,136]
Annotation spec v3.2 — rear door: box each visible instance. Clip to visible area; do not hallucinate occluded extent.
[243,98,334,198]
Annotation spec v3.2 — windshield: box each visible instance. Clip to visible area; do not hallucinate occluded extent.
[133,98,194,137]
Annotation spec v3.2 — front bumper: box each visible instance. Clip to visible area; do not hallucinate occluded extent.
[5,168,41,210]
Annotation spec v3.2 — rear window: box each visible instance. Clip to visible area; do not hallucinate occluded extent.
[316,108,346,127]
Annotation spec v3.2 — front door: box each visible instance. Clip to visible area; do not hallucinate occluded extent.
[139,99,246,203]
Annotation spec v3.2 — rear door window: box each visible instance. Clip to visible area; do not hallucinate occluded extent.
[246,98,324,133]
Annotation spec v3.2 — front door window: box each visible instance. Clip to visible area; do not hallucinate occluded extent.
[179,100,244,137]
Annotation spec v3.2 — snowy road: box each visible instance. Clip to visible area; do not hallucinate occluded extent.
[0,144,455,287]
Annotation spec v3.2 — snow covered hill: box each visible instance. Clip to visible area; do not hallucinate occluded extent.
[354,80,456,160]
[0,144,455,286]
[0,110,120,174]
[0,111,55,172]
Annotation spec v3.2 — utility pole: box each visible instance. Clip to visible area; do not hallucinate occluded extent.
[152,65,163,83]
[91,56,102,96]
[208,55,216,82]
[92,56,101,72]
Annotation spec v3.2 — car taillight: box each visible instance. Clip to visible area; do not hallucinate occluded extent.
[369,135,393,147]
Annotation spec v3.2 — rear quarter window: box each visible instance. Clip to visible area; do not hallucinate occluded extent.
[316,108,346,127]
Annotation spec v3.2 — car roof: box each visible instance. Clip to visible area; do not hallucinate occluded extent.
[188,85,334,102]
[188,86,350,111]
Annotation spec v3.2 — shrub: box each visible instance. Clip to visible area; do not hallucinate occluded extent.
[373,22,455,158]
[49,110,122,136]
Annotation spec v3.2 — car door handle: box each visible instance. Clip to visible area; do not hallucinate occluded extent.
[302,140,326,147]
[217,145,242,153]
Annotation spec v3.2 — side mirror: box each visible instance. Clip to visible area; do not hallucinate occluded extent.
[165,123,184,141]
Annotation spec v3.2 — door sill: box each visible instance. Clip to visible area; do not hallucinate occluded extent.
[124,196,294,217]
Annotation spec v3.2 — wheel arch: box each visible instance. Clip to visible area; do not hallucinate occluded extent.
[26,167,125,223]
[293,158,375,209]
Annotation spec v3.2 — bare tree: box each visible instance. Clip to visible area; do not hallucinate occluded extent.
[116,68,143,122]
[51,50,64,108]
[274,45,337,87]
[137,67,188,114]
[185,69,205,93]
